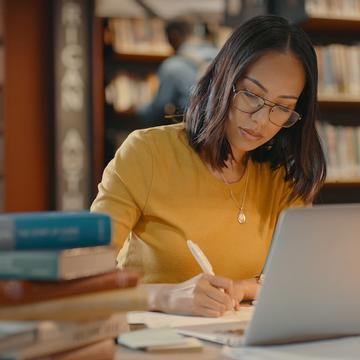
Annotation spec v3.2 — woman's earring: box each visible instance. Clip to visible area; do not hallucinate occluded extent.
[267,139,274,151]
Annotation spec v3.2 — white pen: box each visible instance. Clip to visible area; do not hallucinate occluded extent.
[187,239,236,309]
[187,239,215,275]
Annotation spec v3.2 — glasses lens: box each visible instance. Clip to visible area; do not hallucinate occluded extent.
[234,91,263,113]
[270,106,300,128]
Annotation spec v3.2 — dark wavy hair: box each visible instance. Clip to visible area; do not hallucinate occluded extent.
[185,15,326,203]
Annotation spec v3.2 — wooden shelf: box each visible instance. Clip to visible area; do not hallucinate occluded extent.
[324,179,360,187]
[301,16,360,32]
[115,108,136,118]
[318,94,360,107]
[113,51,170,62]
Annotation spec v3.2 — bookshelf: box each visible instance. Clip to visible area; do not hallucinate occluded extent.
[98,11,229,167]
[268,0,360,204]
[102,17,172,165]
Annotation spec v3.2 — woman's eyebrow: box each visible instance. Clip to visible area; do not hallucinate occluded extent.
[244,76,299,100]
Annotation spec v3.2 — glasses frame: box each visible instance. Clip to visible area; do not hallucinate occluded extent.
[231,86,302,128]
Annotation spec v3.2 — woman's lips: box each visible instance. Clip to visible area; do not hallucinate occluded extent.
[239,127,262,141]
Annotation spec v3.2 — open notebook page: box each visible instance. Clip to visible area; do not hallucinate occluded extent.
[127,306,254,328]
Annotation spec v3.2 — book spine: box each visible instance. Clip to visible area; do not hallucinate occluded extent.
[0,251,59,280]
[0,288,149,322]
[43,339,116,360]
[0,270,138,305]
[53,0,93,211]
[3,314,126,359]
[0,212,111,250]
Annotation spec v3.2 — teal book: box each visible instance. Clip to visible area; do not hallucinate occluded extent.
[0,246,117,280]
[0,212,111,250]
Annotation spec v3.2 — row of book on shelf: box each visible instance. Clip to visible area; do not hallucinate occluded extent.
[105,44,360,114]
[0,211,148,359]
[305,0,360,18]
[315,44,360,96]
[106,17,173,56]
[105,72,159,113]
[317,122,360,180]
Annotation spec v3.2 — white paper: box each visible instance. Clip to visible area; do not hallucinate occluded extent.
[222,336,360,360]
[117,328,186,349]
[127,306,254,328]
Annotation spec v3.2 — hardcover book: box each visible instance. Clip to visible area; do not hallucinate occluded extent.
[0,246,117,281]
[0,314,126,359]
[37,339,116,360]
[0,320,58,353]
[0,269,138,306]
[0,287,148,321]
[0,212,111,250]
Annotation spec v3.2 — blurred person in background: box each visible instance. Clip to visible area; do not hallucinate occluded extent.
[136,17,218,127]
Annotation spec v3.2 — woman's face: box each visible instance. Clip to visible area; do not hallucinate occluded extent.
[225,51,306,160]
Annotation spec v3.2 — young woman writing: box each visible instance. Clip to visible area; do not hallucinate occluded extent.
[91,15,326,317]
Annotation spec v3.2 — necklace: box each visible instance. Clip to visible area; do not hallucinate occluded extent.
[219,165,250,224]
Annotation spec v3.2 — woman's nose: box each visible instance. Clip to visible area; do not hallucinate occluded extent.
[250,104,272,128]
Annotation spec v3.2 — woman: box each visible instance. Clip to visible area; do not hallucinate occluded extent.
[91,15,326,317]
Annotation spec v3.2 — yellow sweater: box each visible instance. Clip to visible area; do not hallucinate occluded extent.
[91,124,303,283]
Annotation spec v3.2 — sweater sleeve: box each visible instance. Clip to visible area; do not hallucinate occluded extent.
[90,130,153,249]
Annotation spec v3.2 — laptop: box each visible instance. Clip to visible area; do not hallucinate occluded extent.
[177,204,360,346]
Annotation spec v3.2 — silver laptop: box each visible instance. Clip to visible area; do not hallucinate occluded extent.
[177,204,360,346]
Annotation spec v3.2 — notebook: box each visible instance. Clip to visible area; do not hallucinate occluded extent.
[117,328,203,352]
[177,205,360,346]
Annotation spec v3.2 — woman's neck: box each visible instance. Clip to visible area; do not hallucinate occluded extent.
[220,157,247,183]
[202,154,248,184]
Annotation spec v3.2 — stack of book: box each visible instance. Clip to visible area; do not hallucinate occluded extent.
[0,211,148,359]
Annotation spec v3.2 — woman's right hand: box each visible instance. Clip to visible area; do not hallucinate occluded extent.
[148,273,235,317]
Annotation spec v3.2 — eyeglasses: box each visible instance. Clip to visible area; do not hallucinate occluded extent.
[232,86,301,128]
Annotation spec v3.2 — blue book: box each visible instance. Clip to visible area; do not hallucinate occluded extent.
[0,212,111,250]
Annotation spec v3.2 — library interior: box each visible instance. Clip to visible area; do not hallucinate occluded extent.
[1,0,360,359]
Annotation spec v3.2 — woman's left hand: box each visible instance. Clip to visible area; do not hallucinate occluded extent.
[232,278,259,310]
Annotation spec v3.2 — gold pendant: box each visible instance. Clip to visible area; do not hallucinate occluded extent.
[238,210,246,224]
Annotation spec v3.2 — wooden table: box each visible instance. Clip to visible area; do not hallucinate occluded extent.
[115,341,227,359]
[113,308,253,359]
